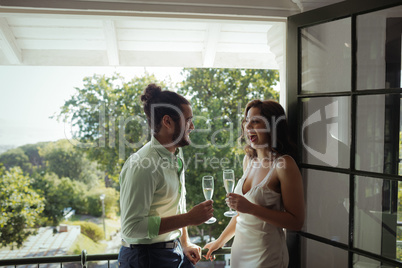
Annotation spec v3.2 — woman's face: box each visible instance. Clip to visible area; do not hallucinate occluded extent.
[244,107,270,149]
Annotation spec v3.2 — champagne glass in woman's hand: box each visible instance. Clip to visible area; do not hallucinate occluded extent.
[223,169,237,217]
[202,175,216,224]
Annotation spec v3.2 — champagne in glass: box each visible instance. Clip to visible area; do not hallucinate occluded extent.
[202,175,216,224]
[223,169,237,217]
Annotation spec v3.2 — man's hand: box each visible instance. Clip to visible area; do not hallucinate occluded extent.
[182,242,202,265]
[186,200,214,226]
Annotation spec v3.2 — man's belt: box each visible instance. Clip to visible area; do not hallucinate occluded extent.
[122,239,179,249]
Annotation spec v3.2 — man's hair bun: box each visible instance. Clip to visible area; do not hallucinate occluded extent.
[140,83,190,134]
[141,83,162,103]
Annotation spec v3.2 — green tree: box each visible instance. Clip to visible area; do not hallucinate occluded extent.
[178,68,279,243]
[86,186,120,218]
[20,142,47,171]
[0,148,32,173]
[32,173,88,225]
[0,167,44,248]
[32,172,63,225]
[56,73,169,186]
[39,140,84,180]
[39,140,102,188]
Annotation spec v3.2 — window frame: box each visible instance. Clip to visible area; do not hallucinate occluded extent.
[287,0,402,267]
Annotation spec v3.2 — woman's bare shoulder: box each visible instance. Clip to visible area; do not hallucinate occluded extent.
[275,155,300,178]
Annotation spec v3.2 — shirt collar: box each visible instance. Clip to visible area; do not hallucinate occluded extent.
[151,135,178,163]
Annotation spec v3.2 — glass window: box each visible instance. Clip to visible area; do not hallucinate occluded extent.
[356,94,402,175]
[353,255,381,268]
[354,176,397,259]
[301,96,351,168]
[301,18,351,93]
[302,237,348,267]
[357,6,402,90]
[303,169,349,244]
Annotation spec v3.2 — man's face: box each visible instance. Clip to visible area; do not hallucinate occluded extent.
[172,104,194,147]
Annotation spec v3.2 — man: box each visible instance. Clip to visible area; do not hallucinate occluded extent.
[118,84,214,267]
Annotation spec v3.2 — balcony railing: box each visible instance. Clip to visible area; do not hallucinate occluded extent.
[0,248,231,268]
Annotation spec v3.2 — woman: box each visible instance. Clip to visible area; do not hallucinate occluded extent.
[204,99,305,268]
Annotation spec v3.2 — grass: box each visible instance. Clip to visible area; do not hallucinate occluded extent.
[68,234,107,254]
[62,214,121,241]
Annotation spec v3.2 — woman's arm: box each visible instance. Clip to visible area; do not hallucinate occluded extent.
[203,155,250,260]
[227,156,305,230]
[204,215,238,260]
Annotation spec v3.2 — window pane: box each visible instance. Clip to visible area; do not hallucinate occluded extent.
[301,97,350,168]
[354,254,396,268]
[398,181,402,261]
[301,18,351,93]
[302,237,348,267]
[357,5,402,90]
[356,94,401,175]
[303,169,349,244]
[353,255,380,267]
[354,176,397,259]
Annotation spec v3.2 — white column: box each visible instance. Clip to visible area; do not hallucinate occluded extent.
[266,22,287,110]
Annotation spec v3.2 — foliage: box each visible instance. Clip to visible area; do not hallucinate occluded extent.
[39,140,102,187]
[32,172,88,225]
[0,143,48,175]
[0,140,102,189]
[0,138,117,227]
[178,68,279,242]
[86,186,120,218]
[0,167,44,249]
[55,73,171,186]
[20,143,47,171]
[39,140,84,180]
[58,177,88,214]
[71,221,105,242]
[68,233,107,254]
[0,148,32,173]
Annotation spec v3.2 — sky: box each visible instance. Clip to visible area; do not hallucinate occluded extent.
[0,66,184,150]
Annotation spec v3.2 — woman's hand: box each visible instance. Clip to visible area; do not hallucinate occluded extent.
[203,240,223,261]
[226,193,255,214]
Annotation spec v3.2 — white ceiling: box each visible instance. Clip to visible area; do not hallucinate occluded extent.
[0,0,343,68]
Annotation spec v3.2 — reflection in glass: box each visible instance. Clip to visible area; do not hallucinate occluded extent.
[353,254,381,268]
[301,18,351,93]
[357,6,402,90]
[302,237,348,267]
[398,181,402,261]
[303,169,349,244]
[301,97,350,168]
[354,176,397,259]
[356,94,402,175]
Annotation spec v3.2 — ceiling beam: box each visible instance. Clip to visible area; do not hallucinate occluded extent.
[0,17,22,64]
[103,20,119,66]
[0,0,299,19]
[291,0,304,12]
[203,23,221,67]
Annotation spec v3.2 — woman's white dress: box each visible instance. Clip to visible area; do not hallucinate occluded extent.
[230,159,289,268]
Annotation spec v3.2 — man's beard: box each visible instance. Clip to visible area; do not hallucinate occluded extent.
[172,124,190,147]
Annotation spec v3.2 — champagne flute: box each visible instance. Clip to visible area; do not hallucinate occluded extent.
[223,169,237,217]
[202,175,216,224]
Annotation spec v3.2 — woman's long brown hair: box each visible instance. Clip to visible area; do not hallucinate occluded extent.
[241,99,296,159]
